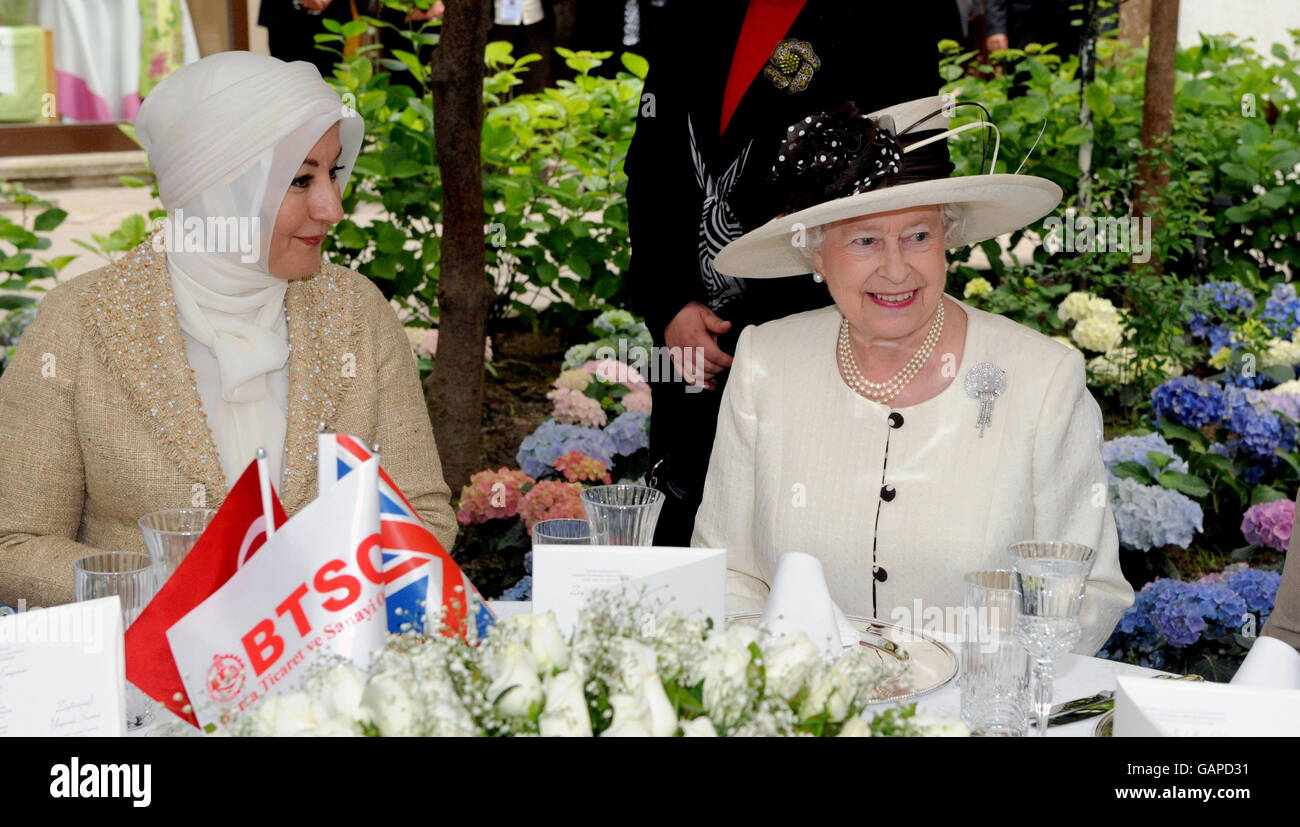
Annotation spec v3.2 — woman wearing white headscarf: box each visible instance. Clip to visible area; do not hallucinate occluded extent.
[0,52,457,607]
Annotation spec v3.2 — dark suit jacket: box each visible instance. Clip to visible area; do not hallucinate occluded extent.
[258,0,353,29]
[623,0,958,523]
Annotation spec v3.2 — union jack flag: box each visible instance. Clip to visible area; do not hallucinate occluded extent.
[319,433,494,640]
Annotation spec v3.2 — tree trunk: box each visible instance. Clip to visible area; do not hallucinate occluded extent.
[1119,0,1153,49]
[428,0,494,492]
[1133,0,1179,274]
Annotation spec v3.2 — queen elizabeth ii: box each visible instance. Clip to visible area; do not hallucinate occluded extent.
[0,52,456,607]
[691,96,1133,654]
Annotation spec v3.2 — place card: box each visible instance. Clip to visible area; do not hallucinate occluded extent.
[533,545,726,636]
[1114,675,1300,737]
[0,598,126,737]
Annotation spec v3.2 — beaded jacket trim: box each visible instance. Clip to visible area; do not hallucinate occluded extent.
[83,237,362,513]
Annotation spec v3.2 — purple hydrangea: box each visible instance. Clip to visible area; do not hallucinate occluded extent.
[1151,376,1228,429]
[1241,499,1295,551]
[603,410,650,457]
[516,419,616,478]
[1102,433,1188,481]
[1263,389,1300,423]
[1109,477,1204,551]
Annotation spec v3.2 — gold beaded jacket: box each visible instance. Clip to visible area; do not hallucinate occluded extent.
[0,241,458,608]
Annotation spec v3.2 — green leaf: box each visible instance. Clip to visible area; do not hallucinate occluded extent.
[0,294,35,310]
[1196,452,1235,475]
[1278,451,1300,475]
[1157,471,1211,498]
[375,221,407,255]
[620,52,649,79]
[118,175,148,188]
[1220,161,1258,186]
[1158,418,1208,450]
[1113,461,1155,485]
[1261,365,1296,384]
[1250,485,1288,506]
[564,252,591,279]
[1146,451,1174,470]
[342,19,368,38]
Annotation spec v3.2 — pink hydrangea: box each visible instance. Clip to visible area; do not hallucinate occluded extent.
[456,467,535,525]
[583,358,650,394]
[547,387,608,428]
[1241,499,1296,552]
[552,451,612,485]
[624,388,652,414]
[519,480,585,532]
[407,328,493,362]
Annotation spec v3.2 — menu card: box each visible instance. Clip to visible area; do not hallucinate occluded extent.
[0,598,126,736]
[533,545,726,635]
[1114,675,1300,737]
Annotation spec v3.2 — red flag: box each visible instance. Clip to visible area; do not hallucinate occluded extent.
[125,461,287,727]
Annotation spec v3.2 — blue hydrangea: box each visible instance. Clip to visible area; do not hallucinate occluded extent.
[1102,433,1189,481]
[499,574,532,601]
[1109,477,1204,551]
[1226,567,1281,619]
[1201,281,1257,315]
[1225,388,1283,459]
[1263,283,1300,337]
[603,410,650,456]
[516,419,617,478]
[1206,325,1235,354]
[1191,582,1248,629]
[1151,376,1228,428]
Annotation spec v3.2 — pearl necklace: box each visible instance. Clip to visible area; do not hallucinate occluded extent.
[837,298,945,403]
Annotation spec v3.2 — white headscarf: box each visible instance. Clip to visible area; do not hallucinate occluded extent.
[135,51,363,491]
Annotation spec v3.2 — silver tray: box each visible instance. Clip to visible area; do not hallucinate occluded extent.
[727,612,958,704]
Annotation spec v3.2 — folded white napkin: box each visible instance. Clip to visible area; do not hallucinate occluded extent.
[1231,635,1300,690]
[761,552,859,658]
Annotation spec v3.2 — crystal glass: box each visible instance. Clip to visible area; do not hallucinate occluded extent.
[531,518,593,545]
[139,508,215,586]
[959,570,1027,736]
[74,551,159,730]
[1007,540,1096,736]
[580,485,664,546]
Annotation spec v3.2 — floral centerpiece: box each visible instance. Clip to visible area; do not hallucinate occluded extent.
[220,593,967,737]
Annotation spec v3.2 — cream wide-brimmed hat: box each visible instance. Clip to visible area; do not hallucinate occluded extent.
[711,95,1062,278]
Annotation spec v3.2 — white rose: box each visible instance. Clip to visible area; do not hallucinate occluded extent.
[319,664,366,723]
[311,718,361,737]
[910,712,971,737]
[487,642,544,718]
[709,623,760,653]
[613,637,658,687]
[700,646,750,715]
[539,669,592,737]
[762,633,822,700]
[837,716,873,737]
[679,717,718,737]
[359,671,417,736]
[528,611,571,673]
[640,672,678,737]
[802,663,853,723]
[601,693,653,737]
[258,691,319,735]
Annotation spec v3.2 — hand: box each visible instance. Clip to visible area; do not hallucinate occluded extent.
[406,1,444,21]
[664,301,733,390]
[299,0,332,11]
[985,33,1010,52]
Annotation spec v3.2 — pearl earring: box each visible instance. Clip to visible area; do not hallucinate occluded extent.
[813,272,824,283]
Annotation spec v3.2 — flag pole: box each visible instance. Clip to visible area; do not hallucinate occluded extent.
[255,447,275,539]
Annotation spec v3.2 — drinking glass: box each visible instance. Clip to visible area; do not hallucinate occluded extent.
[1007,541,1097,736]
[580,485,664,546]
[531,518,593,545]
[74,551,158,730]
[139,508,215,586]
[959,570,1027,736]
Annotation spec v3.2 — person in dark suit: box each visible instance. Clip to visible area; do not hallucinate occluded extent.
[258,0,355,78]
[625,0,960,546]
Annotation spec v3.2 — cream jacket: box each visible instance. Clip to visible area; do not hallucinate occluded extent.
[691,299,1134,655]
[0,241,457,608]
